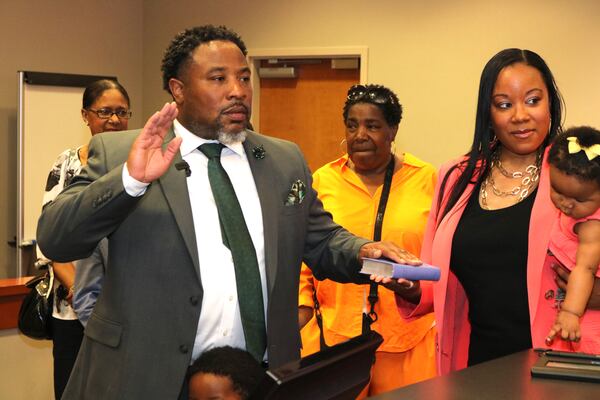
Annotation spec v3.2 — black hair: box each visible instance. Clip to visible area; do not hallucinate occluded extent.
[187,346,264,399]
[161,25,247,95]
[82,79,130,109]
[437,48,564,221]
[549,126,600,187]
[342,84,402,126]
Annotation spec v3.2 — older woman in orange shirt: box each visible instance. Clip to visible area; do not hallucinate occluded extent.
[298,84,436,397]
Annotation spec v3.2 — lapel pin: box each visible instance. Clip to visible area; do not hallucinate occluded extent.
[252,145,266,159]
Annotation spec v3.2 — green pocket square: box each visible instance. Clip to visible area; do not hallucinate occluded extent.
[285,179,306,206]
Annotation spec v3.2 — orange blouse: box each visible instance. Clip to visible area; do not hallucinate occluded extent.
[299,153,436,355]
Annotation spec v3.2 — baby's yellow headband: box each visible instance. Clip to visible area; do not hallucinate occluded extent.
[567,136,600,161]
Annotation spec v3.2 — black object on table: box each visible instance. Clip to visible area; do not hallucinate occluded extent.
[369,349,600,400]
[531,349,600,383]
[250,330,383,400]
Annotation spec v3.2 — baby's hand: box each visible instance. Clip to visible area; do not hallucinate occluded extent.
[545,309,582,345]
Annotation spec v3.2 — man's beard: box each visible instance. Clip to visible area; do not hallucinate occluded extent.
[218,128,247,144]
[187,120,247,143]
[187,106,249,144]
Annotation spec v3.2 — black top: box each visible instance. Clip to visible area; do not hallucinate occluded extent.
[450,183,537,366]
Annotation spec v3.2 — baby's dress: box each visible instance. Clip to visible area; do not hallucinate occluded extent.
[541,208,600,353]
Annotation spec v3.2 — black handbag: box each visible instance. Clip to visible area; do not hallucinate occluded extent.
[18,269,54,340]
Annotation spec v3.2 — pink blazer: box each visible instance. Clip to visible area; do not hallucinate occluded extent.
[398,151,559,375]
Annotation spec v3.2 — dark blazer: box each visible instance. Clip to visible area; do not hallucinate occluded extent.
[37,128,369,399]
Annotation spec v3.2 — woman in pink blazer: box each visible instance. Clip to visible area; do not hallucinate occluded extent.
[392,49,598,375]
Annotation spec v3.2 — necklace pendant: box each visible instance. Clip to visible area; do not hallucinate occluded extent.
[526,165,539,175]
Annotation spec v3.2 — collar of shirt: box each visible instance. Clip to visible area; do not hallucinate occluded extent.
[173,119,246,159]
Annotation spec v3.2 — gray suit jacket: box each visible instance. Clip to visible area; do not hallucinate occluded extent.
[37,128,369,399]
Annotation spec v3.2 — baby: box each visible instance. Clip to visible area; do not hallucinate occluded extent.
[545,126,600,350]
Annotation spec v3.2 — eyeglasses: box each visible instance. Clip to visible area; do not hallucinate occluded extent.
[347,85,396,105]
[87,108,132,119]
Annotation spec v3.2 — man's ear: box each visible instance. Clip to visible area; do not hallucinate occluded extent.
[81,109,89,125]
[169,78,185,104]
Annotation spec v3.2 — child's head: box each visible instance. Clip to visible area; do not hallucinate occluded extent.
[548,126,600,219]
[187,346,265,400]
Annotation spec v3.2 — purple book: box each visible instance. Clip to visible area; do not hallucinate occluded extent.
[360,257,441,281]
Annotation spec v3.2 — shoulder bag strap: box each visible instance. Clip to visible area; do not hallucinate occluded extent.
[364,155,395,334]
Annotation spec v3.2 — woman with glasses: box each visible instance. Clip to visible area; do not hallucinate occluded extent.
[385,48,599,374]
[37,79,131,399]
[298,84,437,396]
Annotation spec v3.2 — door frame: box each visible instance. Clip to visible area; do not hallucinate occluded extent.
[247,46,368,131]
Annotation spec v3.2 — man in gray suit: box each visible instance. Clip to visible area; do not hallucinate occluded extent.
[37,25,413,399]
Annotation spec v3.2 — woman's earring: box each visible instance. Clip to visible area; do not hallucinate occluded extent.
[340,138,347,154]
[489,129,498,148]
[390,141,396,155]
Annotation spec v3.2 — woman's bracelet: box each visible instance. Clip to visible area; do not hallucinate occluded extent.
[560,306,583,318]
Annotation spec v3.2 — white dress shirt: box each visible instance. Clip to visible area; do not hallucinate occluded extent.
[123,119,267,361]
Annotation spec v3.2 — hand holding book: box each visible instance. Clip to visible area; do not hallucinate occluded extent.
[357,242,427,303]
[362,257,440,304]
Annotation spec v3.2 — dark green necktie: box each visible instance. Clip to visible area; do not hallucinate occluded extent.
[198,143,267,362]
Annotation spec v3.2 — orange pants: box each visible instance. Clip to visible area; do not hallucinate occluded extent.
[356,327,437,398]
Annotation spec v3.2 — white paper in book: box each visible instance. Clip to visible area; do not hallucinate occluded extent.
[360,258,441,281]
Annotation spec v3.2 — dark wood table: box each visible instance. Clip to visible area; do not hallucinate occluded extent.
[0,276,32,330]
[370,350,600,399]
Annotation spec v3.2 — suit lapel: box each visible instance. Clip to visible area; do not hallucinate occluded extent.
[158,127,201,283]
[244,132,278,294]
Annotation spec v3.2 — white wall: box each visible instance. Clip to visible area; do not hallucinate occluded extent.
[142,0,600,168]
[2,1,600,397]
[3,0,599,278]
[0,1,143,397]
[0,0,144,279]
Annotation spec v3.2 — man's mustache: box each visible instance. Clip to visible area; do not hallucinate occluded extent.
[220,102,249,115]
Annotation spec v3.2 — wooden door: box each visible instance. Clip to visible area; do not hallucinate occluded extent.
[258,59,359,172]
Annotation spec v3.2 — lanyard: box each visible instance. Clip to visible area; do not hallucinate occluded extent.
[315,155,397,347]
[365,155,395,332]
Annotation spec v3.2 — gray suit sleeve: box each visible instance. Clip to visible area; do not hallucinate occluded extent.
[299,153,371,283]
[36,133,140,262]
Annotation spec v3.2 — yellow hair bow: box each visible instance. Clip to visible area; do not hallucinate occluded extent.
[567,136,600,161]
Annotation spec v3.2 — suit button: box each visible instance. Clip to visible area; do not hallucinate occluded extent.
[190,296,199,306]
[545,290,555,300]
[179,344,189,354]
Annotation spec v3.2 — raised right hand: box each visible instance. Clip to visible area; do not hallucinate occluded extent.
[127,102,182,183]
